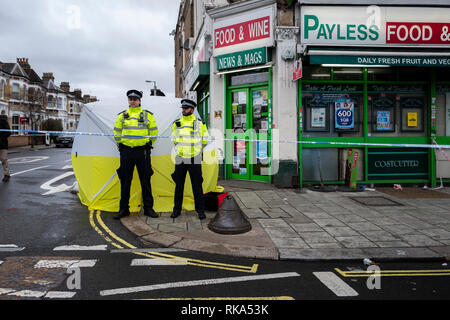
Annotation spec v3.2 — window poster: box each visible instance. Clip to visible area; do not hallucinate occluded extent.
[257,141,268,160]
[311,107,326,128]
[407,112,418,127]
[335,99,354,129]
[376,110,391,131]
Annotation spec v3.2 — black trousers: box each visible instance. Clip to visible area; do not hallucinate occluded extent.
[117,146,154,212]
[172,155,205,214]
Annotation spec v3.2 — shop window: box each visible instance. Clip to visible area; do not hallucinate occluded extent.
[436,68,450,82]
[303,66,331,81]
[398,67,429,82]
[302,84,363,134]
[400,97,425,132]
[367,67,396,81]
[231,91,247,133]
[332,67,363,81]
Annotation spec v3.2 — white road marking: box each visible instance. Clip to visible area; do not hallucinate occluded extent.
[8,290,46,298]
[100,272,301,297]
[313,272,359,297]
[44,291,77,299]
[0,288,15,295]
[11,165,50,177]
[40,171,75,195]
[62,165,72,170]
[0,244,25,252]
[131,259,187,266]
[54,245,108,251]
[0,260,3,266]
[34,260,97,269]
[9,156,49,164]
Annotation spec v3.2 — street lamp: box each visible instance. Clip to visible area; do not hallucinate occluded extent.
[145,80,165,96]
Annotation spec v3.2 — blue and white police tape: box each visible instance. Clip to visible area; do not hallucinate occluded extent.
[1,129,450,149]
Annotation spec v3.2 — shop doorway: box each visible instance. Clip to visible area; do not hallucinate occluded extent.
[226,86,271,182]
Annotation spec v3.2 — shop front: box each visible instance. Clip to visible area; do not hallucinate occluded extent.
[209,2,276,182]
[298,4,450,187]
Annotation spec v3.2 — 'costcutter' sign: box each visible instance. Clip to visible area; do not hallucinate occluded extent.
[213,5,274,56]
[302,6,450,47]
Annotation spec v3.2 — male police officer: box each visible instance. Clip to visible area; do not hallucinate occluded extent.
[171,99,209,220]
[113,90,159,220]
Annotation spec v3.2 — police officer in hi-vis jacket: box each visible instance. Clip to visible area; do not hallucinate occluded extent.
[113,90,159,220]
[171,99,209,220]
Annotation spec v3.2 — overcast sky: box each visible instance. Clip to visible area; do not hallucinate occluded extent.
[0,0,180,100]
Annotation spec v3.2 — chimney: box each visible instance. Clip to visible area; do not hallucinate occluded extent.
[74,89,82,99]
[43,72,55,81]
[60,82,70,92]
[17,58,31,72]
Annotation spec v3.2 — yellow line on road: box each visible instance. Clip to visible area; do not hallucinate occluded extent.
[90,210,259,273]
[137,296,295,300]
[335,268,450,277]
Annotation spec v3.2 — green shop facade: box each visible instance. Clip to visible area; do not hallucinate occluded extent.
[298,4,450,188]
[205,2,450,188]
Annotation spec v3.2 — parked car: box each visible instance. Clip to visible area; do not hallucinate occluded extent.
[55,130,75,148]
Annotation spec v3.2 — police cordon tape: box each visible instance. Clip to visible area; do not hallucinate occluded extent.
[1,129,450,150]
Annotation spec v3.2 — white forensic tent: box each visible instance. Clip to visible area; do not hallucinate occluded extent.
[72,95,219,213]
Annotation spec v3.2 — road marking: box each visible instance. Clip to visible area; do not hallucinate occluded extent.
[313,272,359,297]
[335,268,450,277]
[8,290,46,298]
[11,166,50,177]
[0,244,25,252]
[111,248,187,254]
[40,171,75,195]
[92,210,259,274]
[0,288,15,295]
[44,291,77,299]
[0,260,3,266]
[139,297,295,300]
[34,260,97,269]
[100,272,300,297]
[131,258,188,266]
[9,156,49,164]
[54,245,108,251]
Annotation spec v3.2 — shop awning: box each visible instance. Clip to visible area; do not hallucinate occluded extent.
[307,48,450,67]
[186,61,210,91]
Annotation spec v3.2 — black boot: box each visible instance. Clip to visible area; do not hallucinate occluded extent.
[144,208,159,218]
[114,209,130,220]
[170,211,181,219]
[197,211,206,220]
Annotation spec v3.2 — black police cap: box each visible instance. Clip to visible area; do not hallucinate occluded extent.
[181,99,197,108]
[127,89,143,99]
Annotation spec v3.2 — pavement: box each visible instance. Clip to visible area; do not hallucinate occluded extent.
[7,144,56,154]
[121,179,450,262]
[7,145,450,262]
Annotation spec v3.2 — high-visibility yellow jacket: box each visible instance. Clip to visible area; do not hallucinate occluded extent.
[171,114,209,158]
[113,106,158,148]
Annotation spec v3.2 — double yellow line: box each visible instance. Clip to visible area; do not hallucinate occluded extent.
[335,268,450,277]
[89,210,259,273]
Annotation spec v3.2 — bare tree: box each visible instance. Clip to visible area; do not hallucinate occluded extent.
[26,87,46,148]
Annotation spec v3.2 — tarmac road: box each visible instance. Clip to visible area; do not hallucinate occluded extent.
[0,147,449,308]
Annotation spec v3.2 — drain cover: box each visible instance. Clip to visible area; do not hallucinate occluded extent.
[350,196,403,206]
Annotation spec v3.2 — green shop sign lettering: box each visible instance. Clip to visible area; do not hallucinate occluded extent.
[368,148,428,181]
[304,15,379,42]
[217,47,267,71]
[310,55,450,67]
